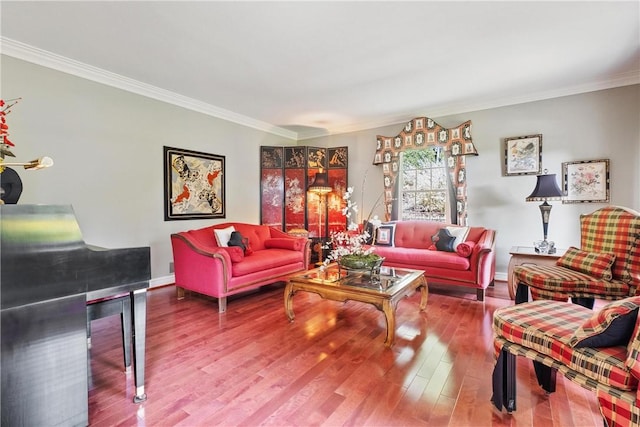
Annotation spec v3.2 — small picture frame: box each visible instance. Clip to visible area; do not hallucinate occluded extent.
[562,159,610,203]
[503,134,542,176]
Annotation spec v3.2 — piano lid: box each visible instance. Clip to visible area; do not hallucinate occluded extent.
[1,205,150,309]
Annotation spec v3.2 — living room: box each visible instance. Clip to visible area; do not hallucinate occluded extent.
[1,1,639,426]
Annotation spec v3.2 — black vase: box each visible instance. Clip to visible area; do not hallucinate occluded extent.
[0,167,23,204]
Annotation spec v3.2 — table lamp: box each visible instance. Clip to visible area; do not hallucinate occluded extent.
[0,156,54,171]
[526,170,563,254]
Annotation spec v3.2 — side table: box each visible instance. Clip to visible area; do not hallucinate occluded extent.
[507,246,565,300]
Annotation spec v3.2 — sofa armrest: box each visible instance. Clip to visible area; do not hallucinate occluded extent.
[170,233,232,296]
[469,229,497,288]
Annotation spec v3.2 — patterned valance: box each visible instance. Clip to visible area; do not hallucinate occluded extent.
[373,117,478,224]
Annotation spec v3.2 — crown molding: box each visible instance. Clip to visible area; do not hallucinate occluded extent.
[1,37,298,141]
[4,37,637,142]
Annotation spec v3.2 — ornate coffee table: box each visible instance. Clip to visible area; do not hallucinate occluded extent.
[284,265,428,347]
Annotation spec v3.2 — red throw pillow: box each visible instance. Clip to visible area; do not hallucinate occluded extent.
[264,238,303,251]
[456,241,476,257]
[219,246,244,263]
[244,240,253,256]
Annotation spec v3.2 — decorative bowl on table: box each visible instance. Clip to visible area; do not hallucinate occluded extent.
[338,254,384,275]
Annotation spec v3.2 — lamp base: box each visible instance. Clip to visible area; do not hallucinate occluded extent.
[534,240,556,254]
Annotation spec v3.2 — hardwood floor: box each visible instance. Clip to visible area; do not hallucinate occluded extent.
[88,281,602,426]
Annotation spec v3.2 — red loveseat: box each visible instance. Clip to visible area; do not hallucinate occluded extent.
[171,223,310,312]
[370,220,496,300]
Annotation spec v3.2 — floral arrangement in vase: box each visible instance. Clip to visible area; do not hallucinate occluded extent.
[0,98,20,171]
[321,186,383,271]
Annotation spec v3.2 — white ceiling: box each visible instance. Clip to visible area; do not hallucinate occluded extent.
[1,1,639,140]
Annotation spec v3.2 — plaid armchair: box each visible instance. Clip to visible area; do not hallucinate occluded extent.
[514,206,640,308]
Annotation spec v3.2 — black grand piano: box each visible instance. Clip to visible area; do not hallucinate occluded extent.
[1,205,151,426]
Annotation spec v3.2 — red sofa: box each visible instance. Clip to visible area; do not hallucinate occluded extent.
[171,222,310,312]
[370,220,496,300]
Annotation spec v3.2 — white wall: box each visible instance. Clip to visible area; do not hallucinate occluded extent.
[304,85,640,278]
[3,55,638,283]
[1,56,296,284]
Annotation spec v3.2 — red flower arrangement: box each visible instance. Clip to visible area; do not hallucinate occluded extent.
[0,98,21,160]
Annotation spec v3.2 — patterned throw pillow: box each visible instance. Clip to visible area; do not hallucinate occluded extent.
[556,246,616,280]
[375,223,396,246]
[569,297,640,348]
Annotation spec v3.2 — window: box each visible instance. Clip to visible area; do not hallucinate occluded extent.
[398,147,451,222]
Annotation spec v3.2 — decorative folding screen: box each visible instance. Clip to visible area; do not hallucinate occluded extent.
[374,118,478,225]
[260,146,348,236]
[285,147,308,232]
[260,146,284,228]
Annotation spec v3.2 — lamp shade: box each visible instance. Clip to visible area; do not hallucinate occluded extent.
[308,171,332,194]
[526,173,563,201]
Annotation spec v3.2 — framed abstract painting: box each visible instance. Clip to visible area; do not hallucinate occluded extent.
[164,146,225,220]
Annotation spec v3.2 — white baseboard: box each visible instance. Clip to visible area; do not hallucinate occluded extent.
[494,271,507,282]
[150,274,175,288]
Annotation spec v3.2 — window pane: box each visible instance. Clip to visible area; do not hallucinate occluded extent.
[402,170,416,191]
[402,191,415,211]
[416,170,430,190]
[399,147,450,223]
[432,168,447,189]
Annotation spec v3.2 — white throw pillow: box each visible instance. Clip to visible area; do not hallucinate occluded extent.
[445,226,470,250]
[214,226,236,247]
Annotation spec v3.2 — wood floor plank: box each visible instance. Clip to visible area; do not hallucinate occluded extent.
[87,281,603,426]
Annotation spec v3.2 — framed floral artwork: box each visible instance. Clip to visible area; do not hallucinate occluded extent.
[164,146,225,220]
[503,134,542,176]
[562,159,610,203]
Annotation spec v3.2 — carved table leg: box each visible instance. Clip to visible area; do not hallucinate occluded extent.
[382,299,396,347]
[418,278,428,310]
[284,282,295,322]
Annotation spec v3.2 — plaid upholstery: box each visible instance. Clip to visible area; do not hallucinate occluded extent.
[598,389,640,427]
[581,206,640,287]
[626,320,640,385]
[514,264,630,300]
[496,336,640,426]
[569,298,640,348]
[557,246,616,281]
[493,300,637,390]
[515,207,640,302]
